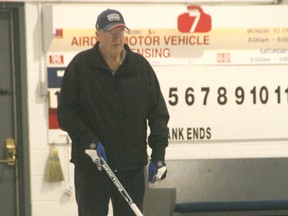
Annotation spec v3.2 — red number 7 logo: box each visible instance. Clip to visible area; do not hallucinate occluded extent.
[178,6,212,33]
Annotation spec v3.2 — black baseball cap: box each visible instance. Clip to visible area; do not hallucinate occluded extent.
[96,9,127,31]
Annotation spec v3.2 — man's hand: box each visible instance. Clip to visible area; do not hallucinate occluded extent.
[85,142,107,171]
[148,161,167,183]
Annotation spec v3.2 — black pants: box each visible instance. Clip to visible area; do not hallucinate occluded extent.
[75,167,145,216]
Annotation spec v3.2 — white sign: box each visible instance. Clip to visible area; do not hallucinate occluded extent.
[45,4,288,159]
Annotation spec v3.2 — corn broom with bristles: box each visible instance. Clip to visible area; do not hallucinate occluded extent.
[44,144,64,182]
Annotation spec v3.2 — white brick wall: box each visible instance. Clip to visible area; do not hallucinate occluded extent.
[24,2,288,216]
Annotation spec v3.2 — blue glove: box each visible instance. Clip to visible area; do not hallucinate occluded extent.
[148,161,167,183]
[85,141,107,171]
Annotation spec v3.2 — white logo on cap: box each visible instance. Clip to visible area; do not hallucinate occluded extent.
[107,13,121,22]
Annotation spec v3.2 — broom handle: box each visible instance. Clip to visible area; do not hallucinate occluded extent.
[100,157,144,216]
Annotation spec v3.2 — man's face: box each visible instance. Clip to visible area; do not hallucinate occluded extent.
[97,27,126,57]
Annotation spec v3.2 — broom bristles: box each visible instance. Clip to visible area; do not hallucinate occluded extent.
[45,144,64,182]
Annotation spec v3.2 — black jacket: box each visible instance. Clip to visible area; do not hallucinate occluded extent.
[58,43,169,174]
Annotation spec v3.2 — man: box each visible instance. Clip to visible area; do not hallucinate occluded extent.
[58,8,169,216]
